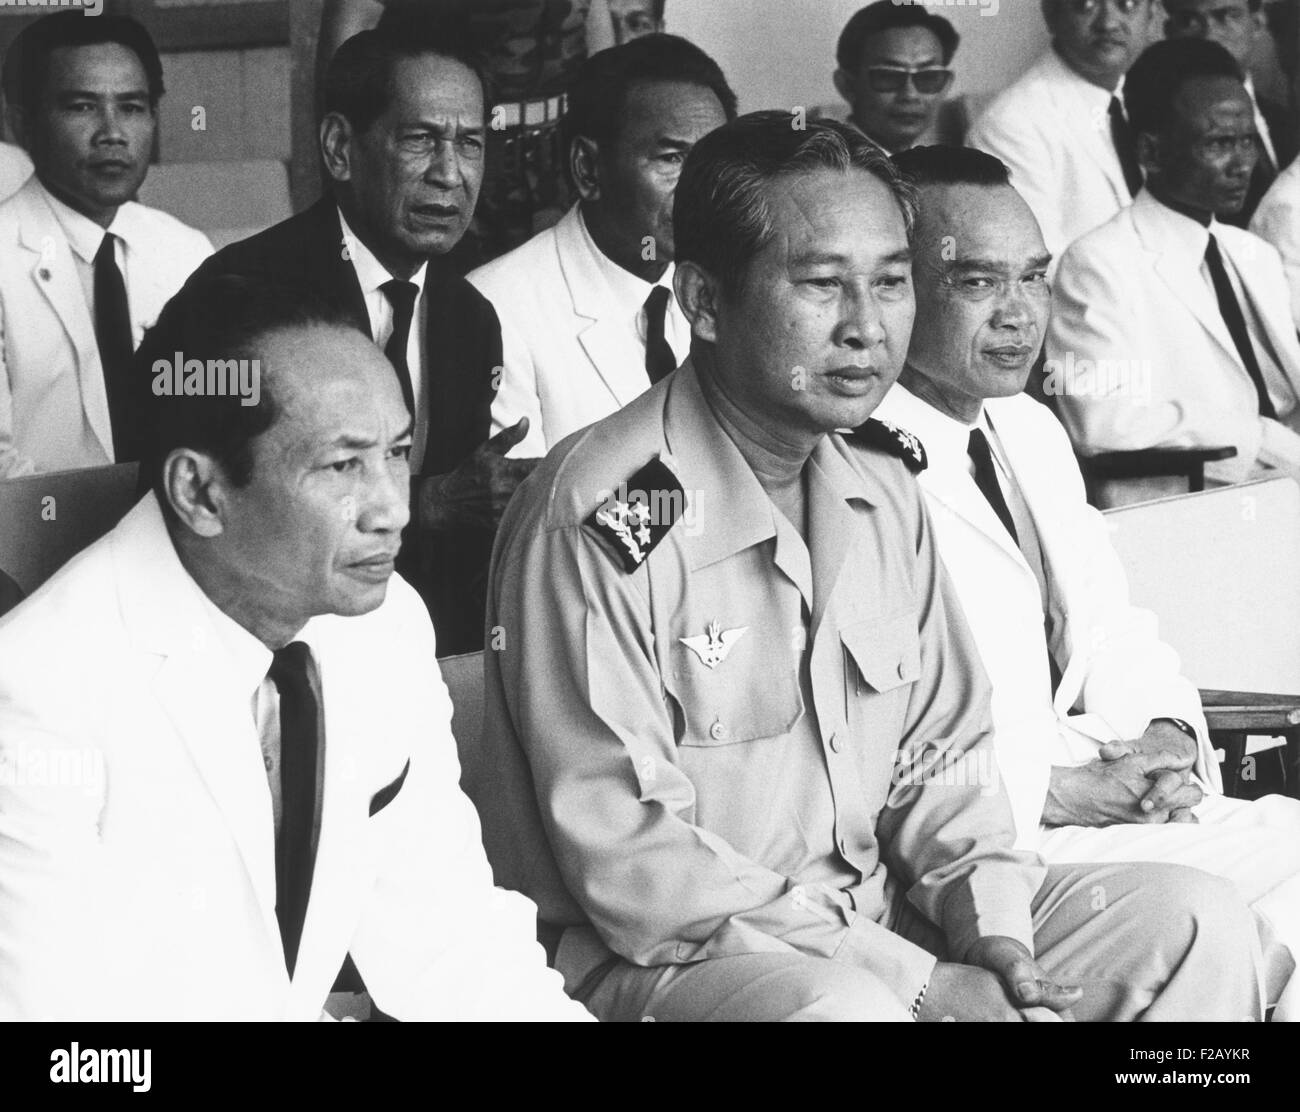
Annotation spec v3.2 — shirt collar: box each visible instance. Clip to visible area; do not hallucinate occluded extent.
[192,578,276,701]
[1046,44,1119,107]
[661,360,876,572]
[1135,188,1220,268]
[576,205,675,309]
[40,179,137,263]
[336,206,428,299]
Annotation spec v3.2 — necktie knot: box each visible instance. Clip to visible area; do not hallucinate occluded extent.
[379,280,418,413]
[95,231,118,264]
[268,641,314,693]
[1108,95,1144,197]
[967,427,1019,545]
[644,284,670,322]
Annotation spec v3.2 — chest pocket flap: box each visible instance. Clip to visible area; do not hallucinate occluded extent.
[668,641,804,748]
[840,612,922,695]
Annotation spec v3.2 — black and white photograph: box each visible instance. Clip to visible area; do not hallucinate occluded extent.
[0,0,1298,1091]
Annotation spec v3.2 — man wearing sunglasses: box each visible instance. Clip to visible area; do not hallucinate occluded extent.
[829,1,961,154]
[969,0,1161,263]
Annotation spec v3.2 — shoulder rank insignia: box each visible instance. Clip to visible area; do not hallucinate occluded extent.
[584,456,685,573]
[848,417,928,473]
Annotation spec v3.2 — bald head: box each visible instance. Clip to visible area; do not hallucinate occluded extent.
[901,180,1051,422]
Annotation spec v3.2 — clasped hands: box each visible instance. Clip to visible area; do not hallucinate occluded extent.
[1043,719,1204,829]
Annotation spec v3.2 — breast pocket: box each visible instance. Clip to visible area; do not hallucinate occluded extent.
[840,612,922,759]
[666,631,804,748]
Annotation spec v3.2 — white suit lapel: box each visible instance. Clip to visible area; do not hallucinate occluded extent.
[17,183,114,459]
[1132,196,1242,368]
[114,498,282,961]
[556,208,651,409]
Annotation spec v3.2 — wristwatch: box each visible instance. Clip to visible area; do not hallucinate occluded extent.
[1155,717,1197,740]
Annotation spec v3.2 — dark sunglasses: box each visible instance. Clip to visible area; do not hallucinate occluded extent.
[865,66,955,95]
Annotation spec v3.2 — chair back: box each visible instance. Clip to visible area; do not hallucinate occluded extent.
[0,464,140,596]
[1105,477,1300,692]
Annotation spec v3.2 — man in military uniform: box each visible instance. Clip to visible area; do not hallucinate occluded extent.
[472,112,1268,1022]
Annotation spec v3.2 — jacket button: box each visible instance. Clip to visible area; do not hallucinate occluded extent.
[896,661,906,680]
[709,720,729,741]
[829,732,843,753]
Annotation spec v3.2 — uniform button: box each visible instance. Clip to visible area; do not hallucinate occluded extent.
[829,732,843,753]
[896,661,906,680]
[709,720,729,741]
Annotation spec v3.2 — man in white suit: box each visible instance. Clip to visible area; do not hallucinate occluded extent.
[874,143,1300,1017]
[468,35,735,455]
[967,0,1160,263]
[0,276,589,1022]
[1250,154,1300,328]
[0,13,212,478]
[1050,38,1300,484]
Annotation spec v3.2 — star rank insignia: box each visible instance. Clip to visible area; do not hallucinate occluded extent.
[679,620,749,669]
[584,457,685,573]
[848,417,928,473]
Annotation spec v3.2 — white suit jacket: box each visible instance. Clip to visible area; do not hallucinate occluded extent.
[0,142,32,203]
[0,495,589,1022]
[872,385,1215,848]
[468,203,690,456]
[1050,189,1300,484]
[1251,154,1300,330]
[0,177,213,478]
[967,49,1131,263]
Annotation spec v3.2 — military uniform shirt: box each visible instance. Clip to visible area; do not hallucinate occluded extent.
[474,361,1045,1005]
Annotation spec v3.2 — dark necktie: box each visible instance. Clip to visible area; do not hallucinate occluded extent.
[1204,235,1277,419]
[643,285,677,384]
[267,642,321,978]
[93,232,138,460]
[380,279,418,413]
[1108,96,1144,197]
[968,428,1019,545]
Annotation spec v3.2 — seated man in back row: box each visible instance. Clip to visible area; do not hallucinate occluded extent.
[1050,38,1300,483]
[469,34,736,456]
[873,143,1299,1020]
[471,111,1269,1022]
[0,275,588,1022]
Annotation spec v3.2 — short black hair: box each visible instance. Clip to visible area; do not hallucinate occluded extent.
[892,144,1011,188]
[1125,38,1245,137]
[562,33,737,156]
[324,15,488,133]
[137,276,356,509]
[836,1,961,71]
[2,11,164,116]
[674,110,916,296]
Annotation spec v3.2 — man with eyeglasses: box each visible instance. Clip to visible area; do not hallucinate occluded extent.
[968,0,1160,263]
[824,1,961,154]
[1165,0,1297,225]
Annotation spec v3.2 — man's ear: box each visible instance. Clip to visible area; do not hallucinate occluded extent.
[674,260,722,344]
[570,135,602,202]
[163,449,229,540]
[832,68,855,108]
[1136,130,1160,179]
[7,104,31,153]
[320,112,355,185]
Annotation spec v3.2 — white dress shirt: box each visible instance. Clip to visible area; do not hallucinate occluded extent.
[337,207,429,469]
[577,207,690,361]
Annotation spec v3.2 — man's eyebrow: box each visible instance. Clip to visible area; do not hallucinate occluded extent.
[790,247,913,266]
[56,88,149,99]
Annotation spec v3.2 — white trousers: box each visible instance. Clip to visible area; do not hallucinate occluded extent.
[1038,792,1300,1019]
